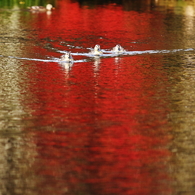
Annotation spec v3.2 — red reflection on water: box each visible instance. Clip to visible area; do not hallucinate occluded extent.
[23,1,172,195]
[30,0,166,56]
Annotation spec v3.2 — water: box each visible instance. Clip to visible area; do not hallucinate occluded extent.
[1,0,195,194]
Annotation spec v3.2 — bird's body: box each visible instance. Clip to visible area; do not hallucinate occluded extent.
[28,4,53,12]
[60,52,74,63]
[112,44,126,54]
[90,45,103,56]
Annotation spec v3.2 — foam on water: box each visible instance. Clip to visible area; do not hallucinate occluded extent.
[0,48,194,63]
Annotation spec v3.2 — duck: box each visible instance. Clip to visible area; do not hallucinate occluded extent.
[90,45,103,56]
[60,52,74,63]
[112,44,126,54]
[28,4,53,12]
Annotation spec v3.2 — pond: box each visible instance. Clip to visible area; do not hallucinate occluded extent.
[1,0,195,194]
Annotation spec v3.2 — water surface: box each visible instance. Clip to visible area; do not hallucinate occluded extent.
[0,0,195,194]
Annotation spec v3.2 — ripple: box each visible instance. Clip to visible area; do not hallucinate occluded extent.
[0,48,194,63]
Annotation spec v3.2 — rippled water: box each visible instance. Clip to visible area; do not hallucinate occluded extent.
[1,0,195,194]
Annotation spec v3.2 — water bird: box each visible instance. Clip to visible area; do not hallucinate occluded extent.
[28,4,53,12]
[60,52,74,63]
[90,45,103,56]
[112,44,126,54]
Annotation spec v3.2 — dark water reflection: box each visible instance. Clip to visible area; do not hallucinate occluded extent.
[1,0,195,194]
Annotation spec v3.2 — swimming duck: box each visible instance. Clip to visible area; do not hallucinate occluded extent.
[90,45,103,56]
[60,52,74,63]
[28,4,53,12]
[112,44,126,54]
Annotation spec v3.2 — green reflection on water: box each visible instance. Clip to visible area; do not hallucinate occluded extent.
[0,0,56,8]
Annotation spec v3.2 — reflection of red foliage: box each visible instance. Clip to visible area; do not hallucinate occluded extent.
[33,0,166,55]
[25,1,172,195]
